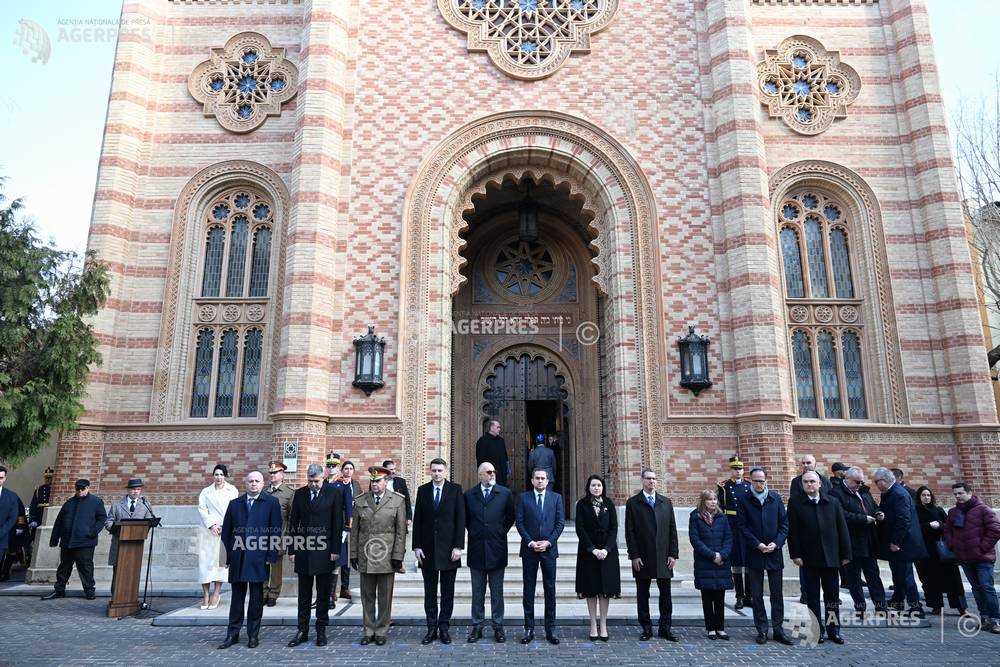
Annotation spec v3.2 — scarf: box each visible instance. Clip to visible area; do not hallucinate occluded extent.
[591,496,604,514]
[699,509,715,526]
[752,486,769,503]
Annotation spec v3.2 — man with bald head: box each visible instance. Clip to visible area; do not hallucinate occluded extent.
[464,462,515,643]
[788,470,851,644]
[218,470,283,649]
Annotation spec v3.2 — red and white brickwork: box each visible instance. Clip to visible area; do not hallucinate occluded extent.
[51,0,1000,510]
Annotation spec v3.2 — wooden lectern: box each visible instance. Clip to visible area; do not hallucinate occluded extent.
[107,518,156,618]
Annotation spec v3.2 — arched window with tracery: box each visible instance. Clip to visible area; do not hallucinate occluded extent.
[188,187,274,418]
[779,189,868,420]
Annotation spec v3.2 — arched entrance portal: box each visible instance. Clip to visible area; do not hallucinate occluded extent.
[451,174,601,511]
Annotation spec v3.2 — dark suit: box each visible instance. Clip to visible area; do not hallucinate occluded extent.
[625,491,679,633]
[412,481,465,632]
[221,493,282,641]
[475,434,511,488]
[516,489,564,634]
[830,482,886,610]
[288,484,344,632]
[49,493,108,596]
[0,488,20,553]
[464,484,515,631]
[879,482,927,608]
[388,476,412,521]
[787,494,851,637]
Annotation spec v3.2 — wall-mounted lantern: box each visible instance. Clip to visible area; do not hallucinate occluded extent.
[353,325,385,396]
[677,325,712,396]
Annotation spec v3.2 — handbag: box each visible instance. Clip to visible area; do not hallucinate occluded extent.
[935,539,957,564]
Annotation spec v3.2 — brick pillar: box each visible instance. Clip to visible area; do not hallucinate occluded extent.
[51,428,105,500]
[272,418,327,487]
[736,417,796,496]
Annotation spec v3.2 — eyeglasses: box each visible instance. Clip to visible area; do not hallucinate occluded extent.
[483,470,496,475]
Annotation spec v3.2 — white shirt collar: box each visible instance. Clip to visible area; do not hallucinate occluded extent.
[433,481,445,490]
[644,492,655,501]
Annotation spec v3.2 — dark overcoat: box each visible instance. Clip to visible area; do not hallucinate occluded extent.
[736,489,788,571]
[288,484,344,575]
[878,483,928,562]
[464,484,515,571]
[0,488,22,553]
[222,493,282,583]
[574,497,621,598]
[830,483,880,558]
[475,434,511,488]
[689,511,734,591]
[787,495,851,568]
[624,492,679,580]
[412,481,466,571]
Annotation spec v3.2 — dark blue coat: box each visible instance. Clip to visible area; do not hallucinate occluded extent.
[222,493,282,583]
[878,482,928,562]
[688,511,734,591]
[736,490,788,571]
[49,493,107,549]
[464,484,515,571]
[0,488,21,552]
[515,490,564,560]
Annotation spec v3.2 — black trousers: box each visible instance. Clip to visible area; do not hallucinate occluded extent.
[747,568,785,634]
[297,572,332,631]
[54,546,95,594]
[636,577,673,631]
[522,552,557,633]
[843,556,886,609]
[700,589,725,631]
[422,567,457,631]
[227,581,265,639]
[802,566,841,634]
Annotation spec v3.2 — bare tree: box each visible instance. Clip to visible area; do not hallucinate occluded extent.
[956,72,1000,370]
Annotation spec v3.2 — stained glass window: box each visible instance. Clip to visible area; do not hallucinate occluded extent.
[829,228,854,298]
[842,331,867,418]
[817,331,842,418]
[804,217,829,297]
[249,227,272,298]
[239,329,263,417]
[792,331,818,418]
[190,328,215,417]
[214,329,239,417]
[780,227,805,298]
[201,226,225,297]
[225,216,249,297]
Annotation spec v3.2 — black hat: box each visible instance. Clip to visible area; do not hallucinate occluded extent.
[126,478,144,489]
[74,478,90,491]
[831,462,850,473]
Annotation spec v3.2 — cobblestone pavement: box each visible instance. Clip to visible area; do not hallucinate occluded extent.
[1,595,997,666]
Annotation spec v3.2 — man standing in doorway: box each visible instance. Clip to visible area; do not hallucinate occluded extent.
[476,420,511,489]
[526,434,556,489]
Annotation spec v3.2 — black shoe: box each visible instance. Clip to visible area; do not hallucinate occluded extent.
[360,636,372,645]
[818,635,826,644]
[930,607,943,615]
[827,633,845,645]
[708,631,717,640]
[421,629,438,645]
[84,590,96,600]
[599,634,609,642]
[658,629,679,642]
[494,628,506,643]
[799,594,807,605]
[287,631,309,647]
[467,627,482,643]
[717,631,729,640]
[589,634,599,641]
[265,598,277,607]
[755,632,767,645]
[734,597,745,611]
[316,629,328,647]
[247,637,259,649]
[217,635,239,649]
[440,630,452,644]
[340,587,352,600]
[520,630,535,644]
[41,591,65,600]
[908,606,926,619]
[546,634,559,645]
[773,631,794,645]
[639,627,653,641]
[374,636,386,646]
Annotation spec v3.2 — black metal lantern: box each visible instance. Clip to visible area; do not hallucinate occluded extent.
[677,325,712,396]
[353,325,385,396]
[518,181,538,242]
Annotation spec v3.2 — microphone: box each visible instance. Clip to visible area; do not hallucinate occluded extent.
[141,496,162,527]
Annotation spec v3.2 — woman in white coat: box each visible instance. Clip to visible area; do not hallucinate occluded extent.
[197,464,238,609]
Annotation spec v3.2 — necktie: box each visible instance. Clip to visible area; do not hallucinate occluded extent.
[247,497,254,513]
[375,494,381,506]
[856,491,867,513]
[310,490,317,503]
[129,500,136,514]
[434,486,441,508]
[484,487,491,501]
[647,494,655,508]
[536,493,543,513]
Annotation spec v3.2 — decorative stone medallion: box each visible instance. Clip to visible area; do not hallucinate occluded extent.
[438,0,618,80]
[839,305,859,323]
[198,304,217,322]
[222,305,242,322]
[756,35,860,135]
[814,305,834,323]
[188,32,298,133]
[246,304,265,322]
[789,305,809,323]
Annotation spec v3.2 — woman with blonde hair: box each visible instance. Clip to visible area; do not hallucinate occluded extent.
[689,488,734,639]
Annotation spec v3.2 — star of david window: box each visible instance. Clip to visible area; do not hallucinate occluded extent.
[438,0,618,80]
[756,35,860,135]
[188,32,298,133]
[485,235,567,303]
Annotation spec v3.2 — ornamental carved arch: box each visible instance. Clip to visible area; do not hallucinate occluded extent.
[770,160,906,424]
[398,110,665,490]
[152,160,290,423]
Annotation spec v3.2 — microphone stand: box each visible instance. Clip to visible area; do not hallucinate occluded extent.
[135,497,164,618]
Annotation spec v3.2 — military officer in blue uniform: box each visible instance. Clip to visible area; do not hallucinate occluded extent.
[718,456,752,609]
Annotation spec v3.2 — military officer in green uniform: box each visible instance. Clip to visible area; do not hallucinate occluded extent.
[263,461,295,606]
[350,466,407,645]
